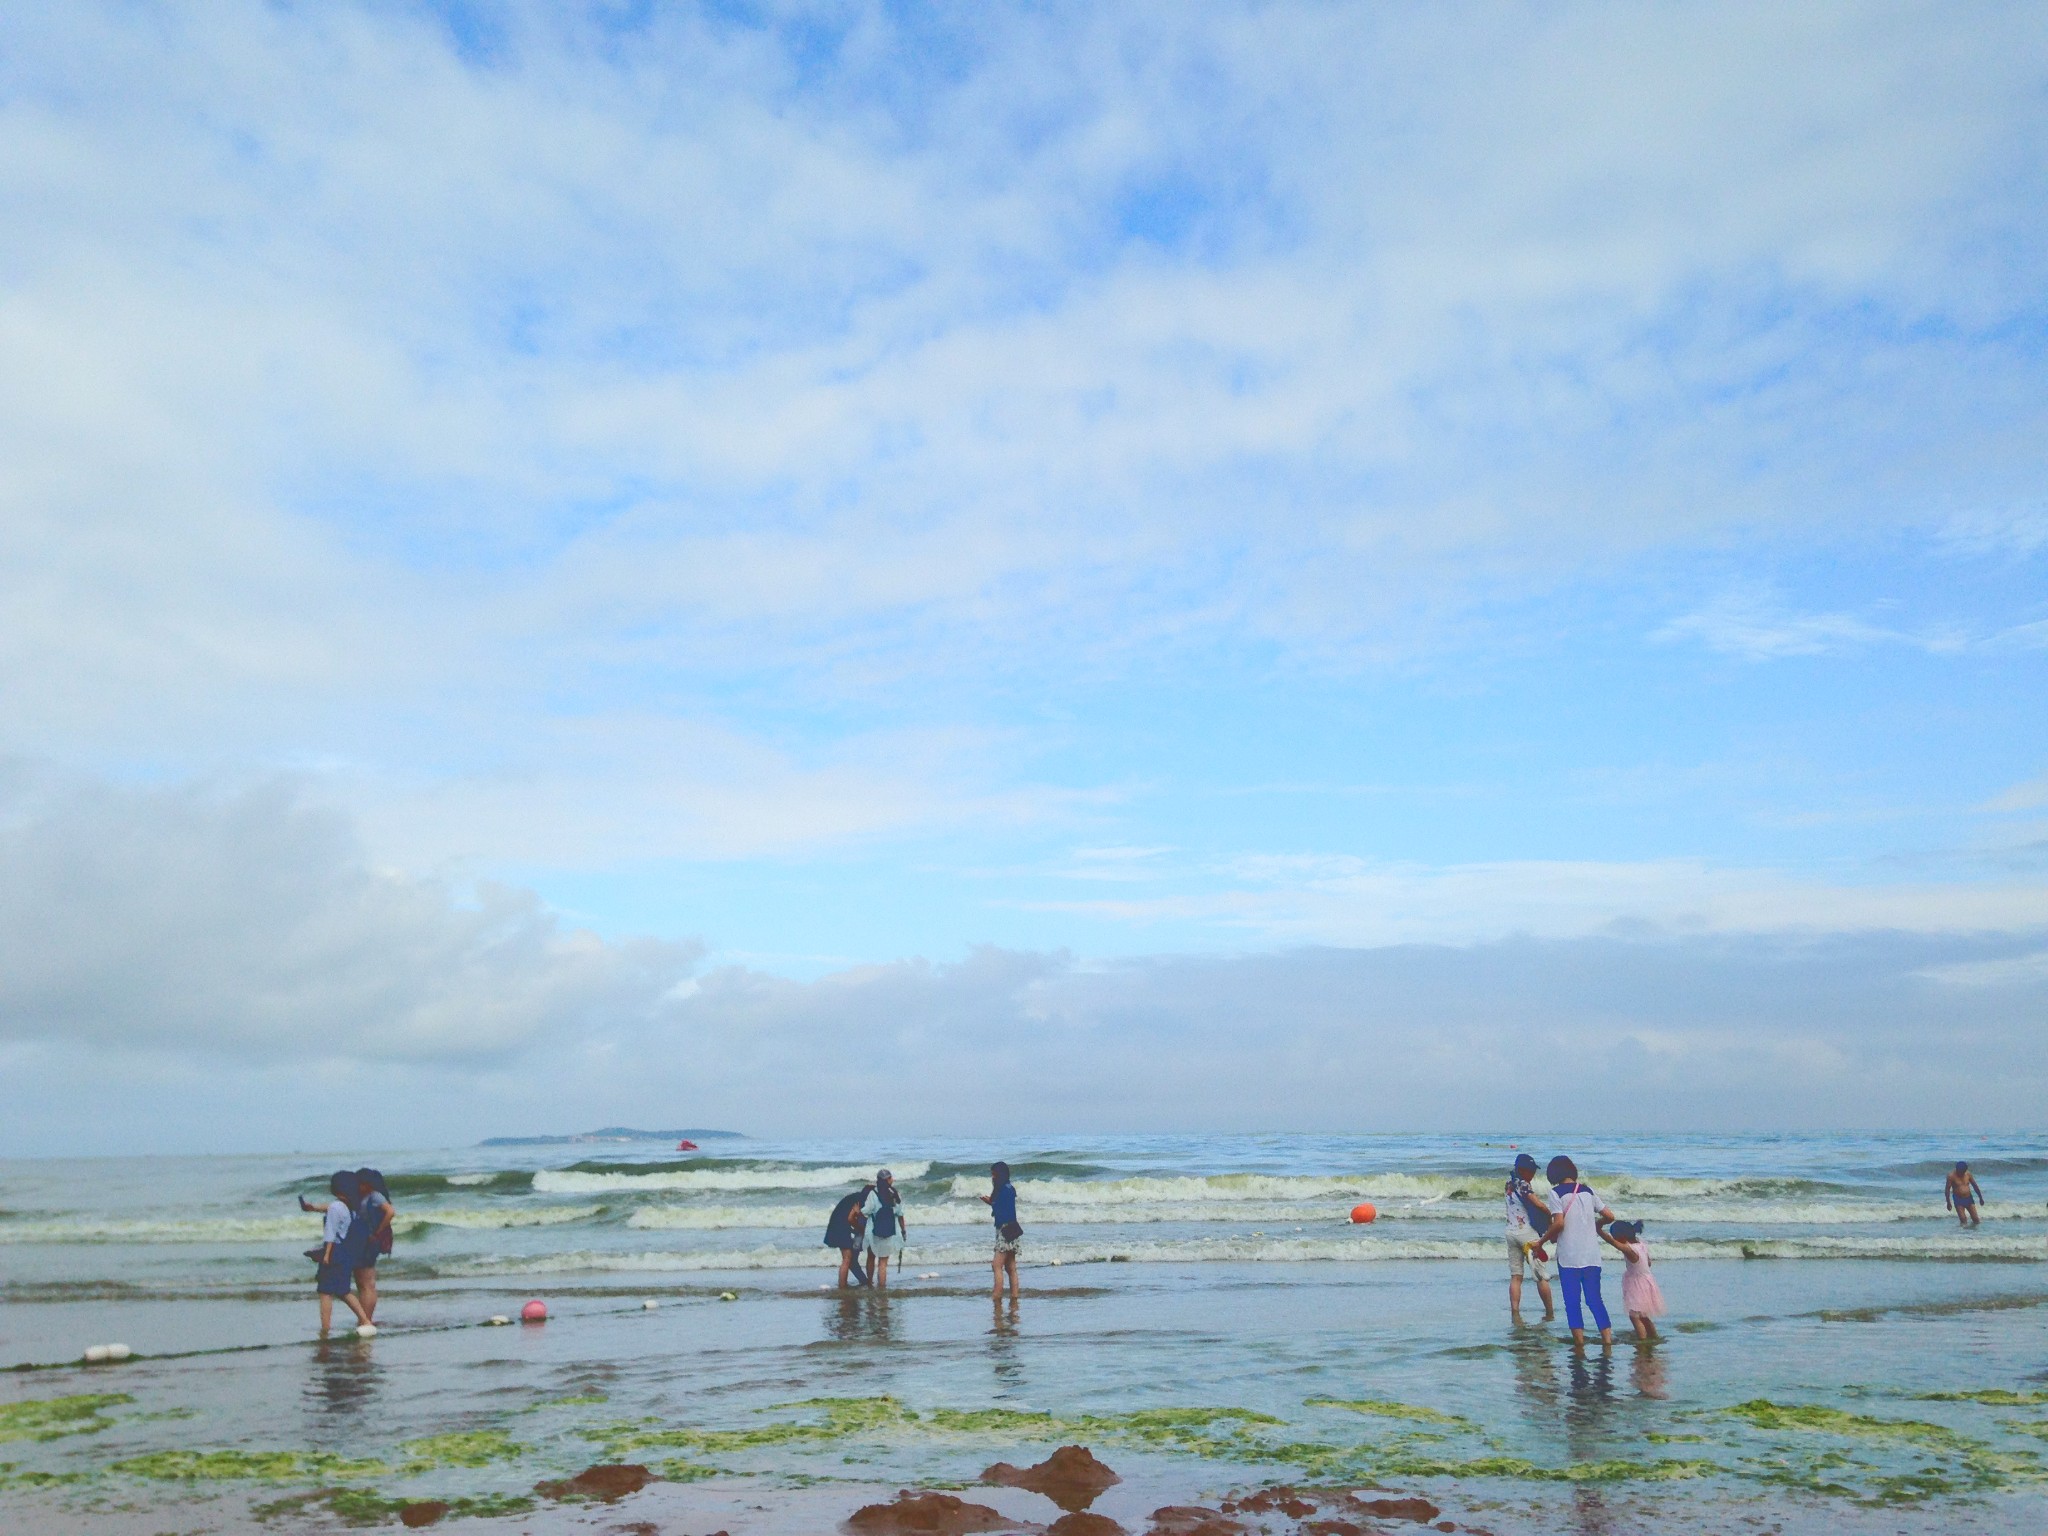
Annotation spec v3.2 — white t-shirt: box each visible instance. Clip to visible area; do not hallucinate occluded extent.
[322,1199,353,1247]
[1505,1178,1550,1236]
[1549,1184,1604,1269]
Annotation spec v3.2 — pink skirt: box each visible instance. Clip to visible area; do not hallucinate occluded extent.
[1622,1265,1666,1318]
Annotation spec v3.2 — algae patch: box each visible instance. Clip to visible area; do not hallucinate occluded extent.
[1710,1400,1967,1448]
[255,1488,537,1527]
[397,1430,523,1471]
[0,1393,132,1444]
[1305,1397,1472,1428]
[113,1448,386,1482]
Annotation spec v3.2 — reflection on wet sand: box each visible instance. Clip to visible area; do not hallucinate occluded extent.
[824,1291,905,1347]
[304,1335,383,1419]
[988,1296,1023,1390]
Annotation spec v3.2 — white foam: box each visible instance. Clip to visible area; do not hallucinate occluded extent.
[535,1161,928,1195]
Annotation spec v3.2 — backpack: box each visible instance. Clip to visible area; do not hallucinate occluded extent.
[870,1194,899,1240]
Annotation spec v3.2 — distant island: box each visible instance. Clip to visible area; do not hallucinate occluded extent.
[478,1127,746,1147]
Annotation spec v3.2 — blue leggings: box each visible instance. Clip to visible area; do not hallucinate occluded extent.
[1559,1266,1610,1333]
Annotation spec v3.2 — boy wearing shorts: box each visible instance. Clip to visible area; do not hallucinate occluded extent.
[1505,1153,1555,1322]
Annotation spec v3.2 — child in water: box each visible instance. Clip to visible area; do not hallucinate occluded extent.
[1602,1218,1665,1341]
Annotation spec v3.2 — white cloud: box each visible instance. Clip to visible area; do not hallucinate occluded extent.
[0,764,703,1061]
[1010,852,2048,946]
[1,0,2045,761]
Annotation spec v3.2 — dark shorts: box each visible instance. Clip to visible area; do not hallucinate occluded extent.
[316,1261,354,1297]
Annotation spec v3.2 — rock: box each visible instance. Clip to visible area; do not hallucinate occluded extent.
[1147,1506,1248,1536]
[845,1490,1016,1535]
[1225,1489,1315,1519]
[398,1500,449,1527]
[1048,1514,1125,1536]
[1353,1497,1441,1524]
[983,1446,1123,1512]
[535,1463,658,1502]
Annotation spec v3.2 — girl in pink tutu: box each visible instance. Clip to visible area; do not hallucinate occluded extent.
[1603,1219,1665,1341]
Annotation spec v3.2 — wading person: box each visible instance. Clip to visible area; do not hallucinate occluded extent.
[980,1161,1022,1302]
[824,1182,874,1286]
[1539,1155,1615,1351]
[1504,1153,1554,1323]
[1945,1162,1986,1228]
[863,1170,906,1289]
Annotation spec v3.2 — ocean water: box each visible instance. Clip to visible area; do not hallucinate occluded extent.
[3,1132,2046,1532]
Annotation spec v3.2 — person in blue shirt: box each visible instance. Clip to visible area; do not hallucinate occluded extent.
[298,1171,372,1335]
[978,1161,1021,1302]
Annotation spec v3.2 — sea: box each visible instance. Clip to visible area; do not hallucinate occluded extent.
[3,1131,2046,1534]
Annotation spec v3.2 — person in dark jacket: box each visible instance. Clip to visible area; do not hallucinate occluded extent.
[824,1183,874,1287]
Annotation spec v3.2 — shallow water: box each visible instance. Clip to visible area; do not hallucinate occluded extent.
[3,1134,2045,1531]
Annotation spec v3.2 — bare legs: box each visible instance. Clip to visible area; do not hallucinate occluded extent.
[1509,1270,1554,1322]
[992,1247,1019,1302]
[352,1267,378,1321]
[318,1291,370,1335]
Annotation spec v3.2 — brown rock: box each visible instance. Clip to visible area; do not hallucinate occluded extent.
[1146,1506,1248,1536]
[1434,1525,1456,1533]
[1228,1489,1316,1519]
[1304,1522,1365,1536]
[845,1490,1018,1536]
[1354,1497,1441,1525]
[398,1502,449,1529]
[1047,1515,1125,1536]
[535,1463,658,1503]
[983,1446,1123,1513]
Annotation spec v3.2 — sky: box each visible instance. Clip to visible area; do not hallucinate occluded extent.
[1,0,2044,1153]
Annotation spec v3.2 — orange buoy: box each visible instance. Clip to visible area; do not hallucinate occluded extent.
[1349,1203,1377,1224]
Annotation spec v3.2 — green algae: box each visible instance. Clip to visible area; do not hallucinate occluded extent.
[113,1448,386,1482]
[397,1429,523,1470]
[1999,1419,2048,1438]
[0,1393,132,1443]
[0,1462,89,1489]
[1645,1432,1710,1444]
[1305,1397,1472,1427]
[658,1459,724,1482]
[255,1488,538,1527]
[1915,1389,2048,1405]
[1709,1400,1968,1448]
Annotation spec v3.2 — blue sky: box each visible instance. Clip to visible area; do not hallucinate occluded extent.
[0,1,2044,1149]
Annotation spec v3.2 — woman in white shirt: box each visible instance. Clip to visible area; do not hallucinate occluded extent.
[1538,1154,1615,1349]
[862,1169,908,1289]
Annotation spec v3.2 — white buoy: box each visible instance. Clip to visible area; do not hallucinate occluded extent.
[642,1300,659,1310]
[1049,1258,1062,1267]
[718,1291,738,1301]
[487,1315,510,1326]
[106,1344,132,1361]
[355,1323,378,1337]
[83,1345,111,1364]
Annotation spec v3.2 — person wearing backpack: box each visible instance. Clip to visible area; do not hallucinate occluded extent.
[1538,1154,1616,1350]
[1504,1153,1555,1323]
[824,1183,874,1287]
[862,1169,907,1288]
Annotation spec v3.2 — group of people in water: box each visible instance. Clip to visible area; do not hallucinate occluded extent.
[296,1150,1993,1338]
[1502,1153,1665,1350]
[1503,1151,1996,1350]
[823,1162,1022,1300]
[298,1168,396,1334]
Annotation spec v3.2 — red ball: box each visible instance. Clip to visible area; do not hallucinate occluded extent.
[1349,1203,1377,1224]
[521,1299,548,1322]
